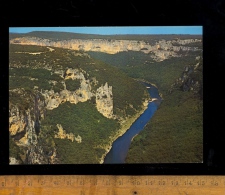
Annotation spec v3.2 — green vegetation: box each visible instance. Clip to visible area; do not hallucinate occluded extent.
[122,54,203,163]
[9,44,149,118]
[9,135,24,163]
[89,48,203,163]
[9,90,34,112]
[9,43,149,163]
[9,32,202,44]
[52,82,64,93]
[88,51,155,68]
[9,67,63,91]
[65,79,80,91]
[126,90,203,163]
[9,33,203,164]
[41,101,120,163]
[9,44,49,52]
[89,51,199,93]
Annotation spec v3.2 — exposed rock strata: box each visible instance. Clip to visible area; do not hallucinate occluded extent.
[9,106,26,136]
[96,82,113,118]
[10,37,202,62]
[42,69,93,110]
[9,106,37,146]
[9,157,20,165]
[9,91,58,164]
[41,68,115,118]
[169,56,203,94]
[55,124,82,143]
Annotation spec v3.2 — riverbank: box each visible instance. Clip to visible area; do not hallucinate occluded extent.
[98,99,150,164]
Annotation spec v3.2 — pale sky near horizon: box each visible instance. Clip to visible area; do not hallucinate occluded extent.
[9,26,202,35]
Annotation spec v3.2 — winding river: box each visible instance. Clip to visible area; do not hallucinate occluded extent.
[104,83,162,163]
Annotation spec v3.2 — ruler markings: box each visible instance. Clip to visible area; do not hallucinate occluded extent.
[0,176,225,195]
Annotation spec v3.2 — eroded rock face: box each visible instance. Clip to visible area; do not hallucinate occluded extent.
[169,56,203,95]
[10,37,202,62]
[55,124,82,143]
[9,106,37,146]
[41,68,115,119]
[9,157,20,165]
[96,82,113,118]
[42,69,93,110]
[9,106,26,136]
[9,90,57,164]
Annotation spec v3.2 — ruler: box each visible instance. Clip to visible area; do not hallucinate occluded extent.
[0,175,224,195]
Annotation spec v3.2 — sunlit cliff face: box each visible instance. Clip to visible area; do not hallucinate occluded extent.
[10,37,201,61]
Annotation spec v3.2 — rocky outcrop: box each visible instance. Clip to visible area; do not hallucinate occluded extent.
[96,82,113,118]
[9,89,58,164]
[9,106,37,146]
[10,37,202,62]
[9,157,20,165]
[169,56,202,95]
[64,68,86,80]
[42,69,93,110]
[9,106,26,136]
[42,68,115,119]
[55,124,82,143]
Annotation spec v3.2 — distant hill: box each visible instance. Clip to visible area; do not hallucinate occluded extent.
[9,31,202,44]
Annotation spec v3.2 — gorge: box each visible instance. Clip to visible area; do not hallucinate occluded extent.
[9,31,203,164]
[104,83,161,163]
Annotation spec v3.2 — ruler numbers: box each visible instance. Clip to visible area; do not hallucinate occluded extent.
[211,179,219,186]
[116,178,123,186]
[184,178,193,186]
[65,179,73,186]
[38,179,46,186]
[1,179,6,187]
[197,179,206,186]
[171,179,179,186]
[102,178,110,186]
[145,179,155,186]
[131,178,141,186]
[90,178,98,186]
[0,175,225,195]
[158,179,166,186]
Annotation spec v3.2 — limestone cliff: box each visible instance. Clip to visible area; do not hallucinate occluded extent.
[9,157,20,165]
[41,68,115,119]
[9,38,154,164]
[96,82,113,118]
[9,90,58,164]
[10,37,202,62]
[9,68,115,155]
[9,106,26,136]
[55,124,82,143]
[9,106,37,146]
[169,55,203,95]
[42,68,93,110]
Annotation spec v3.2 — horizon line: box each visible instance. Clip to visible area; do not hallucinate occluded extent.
[9,31,202,36]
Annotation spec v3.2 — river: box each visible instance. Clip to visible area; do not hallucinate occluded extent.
[104,83,162,163]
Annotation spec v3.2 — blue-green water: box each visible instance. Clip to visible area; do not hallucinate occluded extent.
[104,83,161,163]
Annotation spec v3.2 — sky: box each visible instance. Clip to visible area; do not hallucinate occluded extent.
[9,26,202,35]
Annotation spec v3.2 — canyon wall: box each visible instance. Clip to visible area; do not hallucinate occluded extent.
[10,37,202,61]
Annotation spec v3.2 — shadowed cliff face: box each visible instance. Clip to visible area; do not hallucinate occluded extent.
[9,32,202,164]
[9,41,150,164]
[9,88,58,164]
[10,37,202,62]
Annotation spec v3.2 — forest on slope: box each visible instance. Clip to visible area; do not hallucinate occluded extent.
[9,44,149,164]
[9,31,203,164]
[88,39,203,163]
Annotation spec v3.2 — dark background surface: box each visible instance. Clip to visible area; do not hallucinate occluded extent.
[1,0,225,175]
